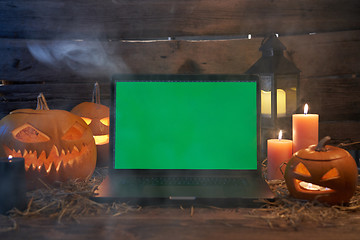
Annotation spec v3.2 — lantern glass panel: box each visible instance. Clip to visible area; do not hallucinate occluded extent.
[259,74,298,119]
[276,74,298,116]
[259,74,275,117]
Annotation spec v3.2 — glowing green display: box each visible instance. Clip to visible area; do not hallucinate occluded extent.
[114,81,257,170]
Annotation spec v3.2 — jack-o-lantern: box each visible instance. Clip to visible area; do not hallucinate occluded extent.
[285,136,358,205]
[0,93,97,188]
[71,82,110,166]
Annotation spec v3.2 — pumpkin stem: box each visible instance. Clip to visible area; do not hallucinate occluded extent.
[315,136,331,152]
[36,93,50,110]
[92,82,101,104]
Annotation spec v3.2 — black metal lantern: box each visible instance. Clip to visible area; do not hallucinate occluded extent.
[245,34,300,157]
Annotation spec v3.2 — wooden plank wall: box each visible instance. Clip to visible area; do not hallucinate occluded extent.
[1,0,360,144]
[1,0,360,39]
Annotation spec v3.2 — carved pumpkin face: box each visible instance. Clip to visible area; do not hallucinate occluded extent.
[285,144,358,205]
[0,105,97,187]
[71,102,109,166]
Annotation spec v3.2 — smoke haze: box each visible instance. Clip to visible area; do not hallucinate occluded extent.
[27,39,129,78]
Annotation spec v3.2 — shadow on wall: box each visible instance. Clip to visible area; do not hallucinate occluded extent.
[177,59,203,74]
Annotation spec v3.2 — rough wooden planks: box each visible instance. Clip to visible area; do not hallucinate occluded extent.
[0,81,111,114]
[1,208,360,240]
[0,31,360,141]
[2,31,360,82]
[1,0,360,40]
[301,77,360,121]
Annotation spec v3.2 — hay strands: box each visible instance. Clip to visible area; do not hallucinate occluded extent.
[250,180,360,229]
[8,175,140,223]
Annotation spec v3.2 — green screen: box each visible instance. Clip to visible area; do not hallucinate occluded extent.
[114,81,257,170]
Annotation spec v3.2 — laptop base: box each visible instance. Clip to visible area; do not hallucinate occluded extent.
[93,174,275,208]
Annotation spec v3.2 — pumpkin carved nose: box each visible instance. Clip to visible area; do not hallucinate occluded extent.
[88,119,109,135]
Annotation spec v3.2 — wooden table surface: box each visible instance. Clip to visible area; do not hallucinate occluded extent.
[1,204,360,240]
[1,171,360,240]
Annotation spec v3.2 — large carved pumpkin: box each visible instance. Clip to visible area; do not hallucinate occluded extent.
[284,136,358,205]
[71,82,110,167]
[0,93,97,187]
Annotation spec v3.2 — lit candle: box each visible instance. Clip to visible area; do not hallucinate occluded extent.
[292,104,319,153]
[0,155,27,214]
[267,130,293,180]
[261,89,286,117]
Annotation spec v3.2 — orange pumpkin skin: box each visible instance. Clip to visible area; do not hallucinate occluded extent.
[0,108,97,187]
[71,102,109,167]
[284,144,358,205]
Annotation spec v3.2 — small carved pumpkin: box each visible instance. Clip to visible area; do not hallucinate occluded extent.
[284,136,358,205]
[71,82,110,166]
[0,93,97,188]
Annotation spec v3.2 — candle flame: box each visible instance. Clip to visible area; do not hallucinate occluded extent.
[8,155,13,159]
[278,130,283,141]
[304,104,309,115]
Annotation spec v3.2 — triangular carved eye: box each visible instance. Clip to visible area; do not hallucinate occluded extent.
[100,117,110,126]
[81,117,92,125]
[294,162,311,177]
[12,123,50,143]
[321,168,340,180]
[62,122,86,141]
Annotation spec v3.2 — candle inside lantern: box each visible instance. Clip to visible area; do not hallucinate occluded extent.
[267,130,293,180]
[0,156,27,214]
[261,89,287,117]
[292,104,319,153]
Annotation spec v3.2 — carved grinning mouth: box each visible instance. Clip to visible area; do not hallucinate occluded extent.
[4,144,91,173]
[295,179,334,193]
[292,162,339,194]
[94,134,109,145]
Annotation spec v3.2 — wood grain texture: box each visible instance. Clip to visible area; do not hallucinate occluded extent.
[1,207,360,240]
[2,31,360,82]
[1,0,360,40]
[1,31,359,141]
[320,121,360,144]
[301,77,360,121]
[1,31,360,117]
[0,82,111,115]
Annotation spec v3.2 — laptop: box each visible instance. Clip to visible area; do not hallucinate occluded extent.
[95,74,274,206]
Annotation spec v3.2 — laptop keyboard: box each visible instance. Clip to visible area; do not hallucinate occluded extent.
[119,176,248,186]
